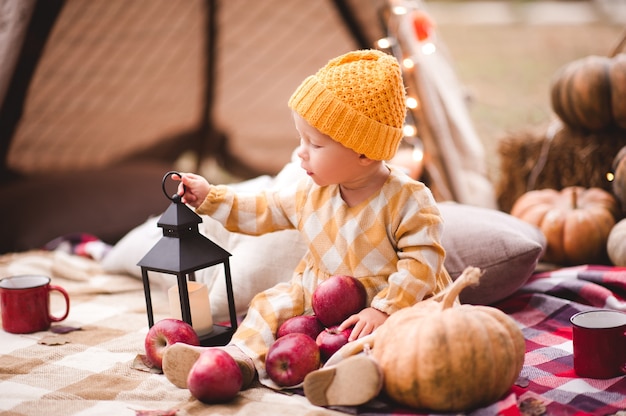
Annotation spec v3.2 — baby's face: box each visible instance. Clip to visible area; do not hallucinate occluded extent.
[293,112,364,187]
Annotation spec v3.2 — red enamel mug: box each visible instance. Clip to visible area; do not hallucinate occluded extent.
[0,275,70,334]
[570,309,626,379]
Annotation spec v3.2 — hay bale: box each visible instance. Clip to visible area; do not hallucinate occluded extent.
[496,123,626,213]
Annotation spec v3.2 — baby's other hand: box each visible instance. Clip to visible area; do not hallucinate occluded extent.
[338,307,388,341]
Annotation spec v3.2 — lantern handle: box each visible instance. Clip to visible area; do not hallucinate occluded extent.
[162,171,185,203]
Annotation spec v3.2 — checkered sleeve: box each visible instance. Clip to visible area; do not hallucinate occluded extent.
[194,180,306,235]
[370,181,450,315]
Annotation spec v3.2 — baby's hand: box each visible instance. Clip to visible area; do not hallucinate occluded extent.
[172,172,212,208]
[338,307,388,341]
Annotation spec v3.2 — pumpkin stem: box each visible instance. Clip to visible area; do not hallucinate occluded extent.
[571,187,578,210]
[441,266,482,310]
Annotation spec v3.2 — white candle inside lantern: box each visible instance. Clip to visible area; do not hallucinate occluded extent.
[168,282,213,336]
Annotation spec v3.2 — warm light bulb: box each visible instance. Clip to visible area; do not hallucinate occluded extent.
[403,57,415,69]
[392,6,408,15]
[406,97,419,109]
[377,37,394,49]
[412,146,424,162]
[421,42,436,55]
[403,124,417,137]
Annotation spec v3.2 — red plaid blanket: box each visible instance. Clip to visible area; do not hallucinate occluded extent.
[324,265,626,416]
[501,265,626,416]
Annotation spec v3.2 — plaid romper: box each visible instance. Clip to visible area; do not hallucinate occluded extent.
[196,166,451,387]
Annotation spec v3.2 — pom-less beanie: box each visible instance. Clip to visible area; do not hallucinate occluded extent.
[288,49,406,161]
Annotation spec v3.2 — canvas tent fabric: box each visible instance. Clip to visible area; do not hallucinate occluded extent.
[0,0,379,176]
[0,0,496,254]
[5,0,207,174]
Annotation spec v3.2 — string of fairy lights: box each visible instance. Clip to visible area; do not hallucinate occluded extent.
[375,0,437,170]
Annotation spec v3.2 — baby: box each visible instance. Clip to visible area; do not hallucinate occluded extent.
[165,49,451,405]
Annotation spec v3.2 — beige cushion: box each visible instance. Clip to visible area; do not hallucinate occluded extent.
[438,202,545,305]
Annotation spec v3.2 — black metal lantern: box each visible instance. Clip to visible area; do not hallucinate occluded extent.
[138,171,237,346]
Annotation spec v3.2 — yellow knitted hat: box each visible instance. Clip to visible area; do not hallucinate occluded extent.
[288,49,406,161]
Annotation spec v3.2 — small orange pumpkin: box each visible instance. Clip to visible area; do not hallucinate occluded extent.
[372,267,525,412]
[511,186,619,265]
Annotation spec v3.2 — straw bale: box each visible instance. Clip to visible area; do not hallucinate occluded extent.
[496,124,626,213]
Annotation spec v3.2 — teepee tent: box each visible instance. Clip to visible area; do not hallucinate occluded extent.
[0,0,495,253]
[380,2,496,207]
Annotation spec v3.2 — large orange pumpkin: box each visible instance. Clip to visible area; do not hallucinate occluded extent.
[372,267,525,412]
[550,53,626,131]
[511,186,619,265]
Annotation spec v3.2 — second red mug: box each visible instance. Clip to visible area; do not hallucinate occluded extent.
[570,309,626,379]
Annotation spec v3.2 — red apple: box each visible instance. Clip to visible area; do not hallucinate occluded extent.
[144,318,200,369]
[187,349,242,403]
[277,315,325,340]
[312,275,367,327]
[316,326,352,362]
[265,333,320,387]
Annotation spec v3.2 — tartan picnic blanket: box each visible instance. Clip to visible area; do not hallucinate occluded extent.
[1,249,626,415]
[323,265,626,416]
[499,265,626,416]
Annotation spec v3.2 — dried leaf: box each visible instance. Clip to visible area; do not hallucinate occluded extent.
[132,354,162,374]
[133,409,178,416]
[515,376,530,388]
[39,335,70,345]
[50,325,82,334]
[519,397,547,416]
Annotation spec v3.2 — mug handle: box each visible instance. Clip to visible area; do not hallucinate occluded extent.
[48,285,70,322]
